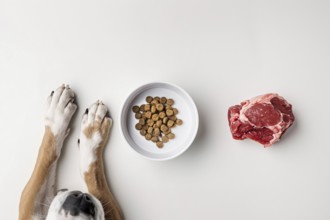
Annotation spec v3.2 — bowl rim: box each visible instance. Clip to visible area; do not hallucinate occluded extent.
[119,81,199,161]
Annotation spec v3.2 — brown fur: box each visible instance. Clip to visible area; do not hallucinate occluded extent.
[19,127,58,220]
[19,100,122,220]
[84,152,122,220]
[83,118,123,220]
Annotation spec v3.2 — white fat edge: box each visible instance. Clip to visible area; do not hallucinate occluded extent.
[267,116,293,146]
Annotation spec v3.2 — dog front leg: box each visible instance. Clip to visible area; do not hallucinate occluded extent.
[19,85,77,220]
[79,101,123,220]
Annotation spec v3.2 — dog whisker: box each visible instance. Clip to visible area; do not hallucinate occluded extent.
[103,205,116,219]
[33,213,47,220]
[36,202,50,207]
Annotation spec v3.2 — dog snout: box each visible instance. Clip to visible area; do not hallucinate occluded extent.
[62,191,95,217]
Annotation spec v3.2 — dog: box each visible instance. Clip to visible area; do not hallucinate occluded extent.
[19,85,122,220]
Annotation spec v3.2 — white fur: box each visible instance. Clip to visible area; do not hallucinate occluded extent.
[45,84,77,154]
[79,101,111,176]
[31,85,78,218]
[46,100,110,219]
[79,132,101,176]
[46,191,104,220]
[31,86,110,220]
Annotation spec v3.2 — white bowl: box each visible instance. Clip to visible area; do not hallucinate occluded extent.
[120,82,199,161]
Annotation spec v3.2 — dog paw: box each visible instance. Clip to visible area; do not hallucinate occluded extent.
[45,84,77,137]
[79,101,112,149]
[79,101,112,174]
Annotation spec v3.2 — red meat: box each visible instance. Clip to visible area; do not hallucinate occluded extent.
[228,93,295,147]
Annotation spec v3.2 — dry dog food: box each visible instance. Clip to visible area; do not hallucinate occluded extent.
[132,96,183,148]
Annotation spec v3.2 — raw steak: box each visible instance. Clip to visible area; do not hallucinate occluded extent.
[228,93,295,147]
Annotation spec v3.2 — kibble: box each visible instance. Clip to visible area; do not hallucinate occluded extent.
[163,129,171,135]
[140,130,147,136]
[151,136,158,143]
[176,119,183,125]
[145,134,152,140]
[132,96,183,148]
[156,104,164,111]
[132,106,140,113]
[152,114,159,121]
[167,120,174,127]
[135,113,142,119]
[156,120,162,127]
[144,104,151,111]
[135,123,142,130]
[156,141,164,148]
[139,104,145,112]
[139,118,145,125]
[153,128,160,136]
[167,133,175,139]
[147,127,153,134]
[162,136,169,143]
[169,115,177,121]
[151,105,156,113]
[146,96,153,103]
[160,124,168,132]
[167,98,174,106]
[147,119,154,127]
[160,97,167,104]
[166,109,173,116]
[145,111,152,119]
[159,112,166,119]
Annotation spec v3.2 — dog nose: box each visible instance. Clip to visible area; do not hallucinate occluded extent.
[62,191,95,217]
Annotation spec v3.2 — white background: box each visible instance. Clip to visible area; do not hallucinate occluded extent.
[1,0,330,219]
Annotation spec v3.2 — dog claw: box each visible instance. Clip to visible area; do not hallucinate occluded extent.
[65,128,70,138]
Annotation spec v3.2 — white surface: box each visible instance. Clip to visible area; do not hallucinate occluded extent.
[120,82,199,161]
[0,0,330,219]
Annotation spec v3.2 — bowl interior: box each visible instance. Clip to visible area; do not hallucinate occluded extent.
[120,82,198,161]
